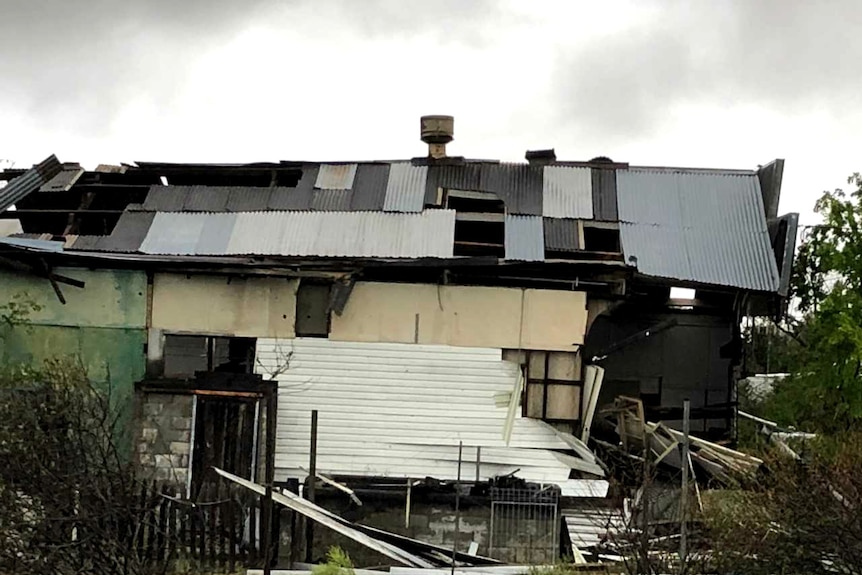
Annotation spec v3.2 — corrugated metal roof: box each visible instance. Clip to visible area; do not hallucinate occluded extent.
[39,166,84,192]
[142,185,187,211]
[563,508,623,550]
[257,338,595,484]
[268,165,316,210]
[544,218,580,252]
[225,187,272,212]
[505,215,544,262]
[311,189,352,211]
[591,168,618,221]
[383,163,428,212]
[0,155,62,212]
[139,210,456,258]
[350,163,389,211]
[182,186,230,211]
[480,163,542,215]
[617,169,779,291]
[424,163,483,205]
[315,164,357,190]
[91,211,156,252]
[543,166,593,218]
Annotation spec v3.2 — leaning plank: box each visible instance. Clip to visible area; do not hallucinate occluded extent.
[214,468,433,567]
[356,524,503,566]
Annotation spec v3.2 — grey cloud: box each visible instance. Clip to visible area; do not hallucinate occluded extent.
[552,0,862,142]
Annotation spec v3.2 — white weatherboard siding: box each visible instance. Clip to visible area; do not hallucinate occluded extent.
[257,339,588,484]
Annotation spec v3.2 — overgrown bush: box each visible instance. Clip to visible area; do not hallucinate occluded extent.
[0,359,171,574]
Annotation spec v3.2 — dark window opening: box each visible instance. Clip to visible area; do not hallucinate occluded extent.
[583,225,621,253]
[296,281,332,337]
[454,220,505,257]
[446,194,505,214]
[163,335,255,378]
[521,351,582,423]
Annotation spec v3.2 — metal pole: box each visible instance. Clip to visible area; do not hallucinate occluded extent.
[263,382,278,575]
[305,410,318,563]
[451,441,463,575]
[680,399,690,570]
[475,446,481,483]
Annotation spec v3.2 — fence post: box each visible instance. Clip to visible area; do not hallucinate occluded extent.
[262,381,278,575]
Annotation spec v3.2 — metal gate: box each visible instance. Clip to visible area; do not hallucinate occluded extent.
[489,487,560,563]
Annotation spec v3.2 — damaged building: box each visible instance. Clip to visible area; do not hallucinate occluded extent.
[0,116,797,565]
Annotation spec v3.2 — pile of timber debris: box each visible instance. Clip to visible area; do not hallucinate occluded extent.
[600,396,763,486]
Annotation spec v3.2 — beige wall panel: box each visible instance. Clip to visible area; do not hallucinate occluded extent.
[152,274,298,338]
[332,282,587,351]
[548,351,582,381]
[546,385,581,420]
[521,289,587,349]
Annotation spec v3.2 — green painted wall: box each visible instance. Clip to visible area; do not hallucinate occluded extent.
[0,267,148,406]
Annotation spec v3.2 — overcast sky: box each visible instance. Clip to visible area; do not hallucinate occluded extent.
[2,0,860,224]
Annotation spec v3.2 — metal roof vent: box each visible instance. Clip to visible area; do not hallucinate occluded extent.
[420,115,454,159]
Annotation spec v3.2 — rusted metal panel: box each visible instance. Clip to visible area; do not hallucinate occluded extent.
[315,164,357,190]
[383,163,428,212]
[591,168,618,221]
[617,168,779,291]
[544,218,580,252]
[480,163,542,215]
[0,155,62,212]
[542,166,592,219]
[505,215,544,261]
[350,163,389,211]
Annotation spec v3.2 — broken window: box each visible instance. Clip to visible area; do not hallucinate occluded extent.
[582,222,621,253]
[163,335,255,378]
[517,351,583,423]
[447,189,505,257]
[295,281,332,337]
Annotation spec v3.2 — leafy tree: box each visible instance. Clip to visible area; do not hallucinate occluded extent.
[761,174,862,433]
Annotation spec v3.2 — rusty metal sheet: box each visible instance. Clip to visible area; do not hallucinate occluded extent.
[315,164,357,190]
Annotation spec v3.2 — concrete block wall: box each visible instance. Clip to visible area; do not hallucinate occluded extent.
[137,392,195,487]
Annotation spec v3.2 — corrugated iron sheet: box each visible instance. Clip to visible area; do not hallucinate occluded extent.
[268,165,316,210]
[424,163,483,205]
[542,166,593,218]
[544,218,580,252]
[139,210,456,258]
[311,189,352,211]
[0,155,62,212]
[563,508,624,551]
[383,163,428,212]
[142,185,187,211]
[315,164,357,190]
[617,169,779,291]
[182,186,230,211]
[591,168,618,221]
[350,163,389,211]
[505,215,544,261]
[39,166,84,192]
[257,338,592,483]
[225,187,272,212]
[91,211,156,252]
[480,163,542,215]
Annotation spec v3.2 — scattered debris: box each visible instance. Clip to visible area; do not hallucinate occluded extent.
[602,397,763,485]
